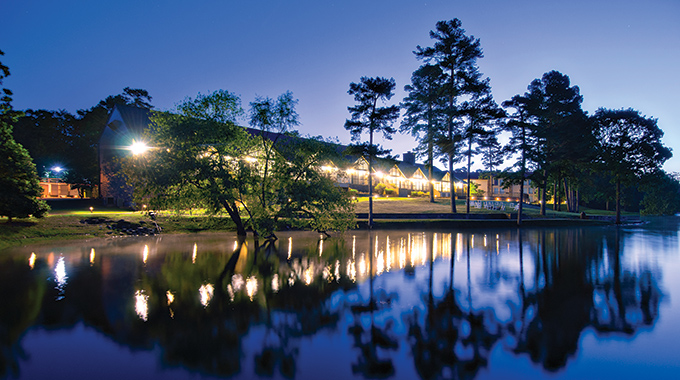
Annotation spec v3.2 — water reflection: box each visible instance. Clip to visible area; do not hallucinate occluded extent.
[0,221,677,379]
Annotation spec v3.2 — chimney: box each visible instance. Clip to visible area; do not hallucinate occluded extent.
[403,151,416,165]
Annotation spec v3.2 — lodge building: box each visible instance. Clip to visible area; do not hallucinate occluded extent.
[97,105,538,207]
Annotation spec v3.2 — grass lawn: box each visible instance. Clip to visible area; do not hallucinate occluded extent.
[0,209,237,250]
[1,197,632,250]
[352,196,627,219]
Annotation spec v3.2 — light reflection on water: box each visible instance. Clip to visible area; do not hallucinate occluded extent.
[1,219,679,379]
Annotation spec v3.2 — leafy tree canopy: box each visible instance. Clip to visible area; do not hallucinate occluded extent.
[0,51,50,221]
[126,90,354,238]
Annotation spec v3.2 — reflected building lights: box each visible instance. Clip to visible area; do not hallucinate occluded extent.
[199,284,214,307]
[89,248,95,266]
[304,267,313,285]
[319,238,324,256]
[246,276,258,300]
[347,260,357,282]
[232,274,244,292]
[421,234,427,266]
[386,236,393,271]
[456,233,463,261]
[323,265,331,282]
[433,233,439,260]
[288,237,293,259]
[135,290,149,321]
[53,255,67,303]
[192,243,197,264]
[335,260,340,282]
[375,235,379,257]
[399,238,406,269]
[359,254,367,277]
[227,284,235,301]
[272,274,280,293]
[166,290,175,305]
[55,256,67,289]
[142,245,149,264]
[29,252,36,269]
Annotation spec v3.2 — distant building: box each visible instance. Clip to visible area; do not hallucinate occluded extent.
[99,105,533,208]
[38,178,79,198]
[466,172,538,203]
[99,105,151,207]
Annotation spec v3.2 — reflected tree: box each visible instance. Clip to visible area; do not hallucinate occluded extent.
[348,231,399,378]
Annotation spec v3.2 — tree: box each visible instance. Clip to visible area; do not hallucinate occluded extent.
[414,19,489,213]
[74,87,154,191]
[520,71,591,215]
[12,109,76,177]
[0,50,12,117]
[0,51,49,221]
[345,77,400,227]
[593,108,672,223]
[478,133,503,173]
[501,94,536,225]
[177,90,243,123]
[401,64,447,203]
[460,91,504,214]
[640,171,680,216]
[126,90,354,238]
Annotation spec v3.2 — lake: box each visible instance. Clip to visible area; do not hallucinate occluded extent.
[1,218,680,379]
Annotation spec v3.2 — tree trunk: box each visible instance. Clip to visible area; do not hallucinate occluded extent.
[540,183,546,216]
[563,178,572,213]
[517,175,524,226]
[466,135,472,215]
[222,200,247,237]
[368,131,374,229]
[428,116,435,203]
[448,82,456,214]
[449,155,456,213]
[553,181,558,211]
[615,178,621,224]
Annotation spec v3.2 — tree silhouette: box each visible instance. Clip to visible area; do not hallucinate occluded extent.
[593,108,672,223]
[345,77,399,227]
[401,64,447,204]
[414,19,489,213]
[0,51,50,221]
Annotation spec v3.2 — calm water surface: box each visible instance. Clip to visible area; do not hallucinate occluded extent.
[2,218,680,379]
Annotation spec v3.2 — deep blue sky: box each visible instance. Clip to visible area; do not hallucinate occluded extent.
[3,0,679,171]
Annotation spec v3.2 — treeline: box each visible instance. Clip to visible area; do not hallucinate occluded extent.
[343,19,678,223]
[3,18,680,224]
[10,87,153,196]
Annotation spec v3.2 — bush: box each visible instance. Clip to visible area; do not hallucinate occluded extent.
[375,182,398,196]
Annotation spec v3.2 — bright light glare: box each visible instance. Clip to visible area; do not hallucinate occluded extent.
[52,166,63,173]
[130,140,149,155]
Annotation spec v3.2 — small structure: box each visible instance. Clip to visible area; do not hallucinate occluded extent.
[39,178,79,198]
[99,105,151,208]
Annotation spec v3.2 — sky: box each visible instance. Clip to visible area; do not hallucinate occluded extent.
[2,0,679,172]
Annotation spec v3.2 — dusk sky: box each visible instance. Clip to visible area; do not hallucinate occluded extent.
[3,0,679,171]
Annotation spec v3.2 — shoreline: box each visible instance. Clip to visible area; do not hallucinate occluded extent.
[2,214,624,250]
